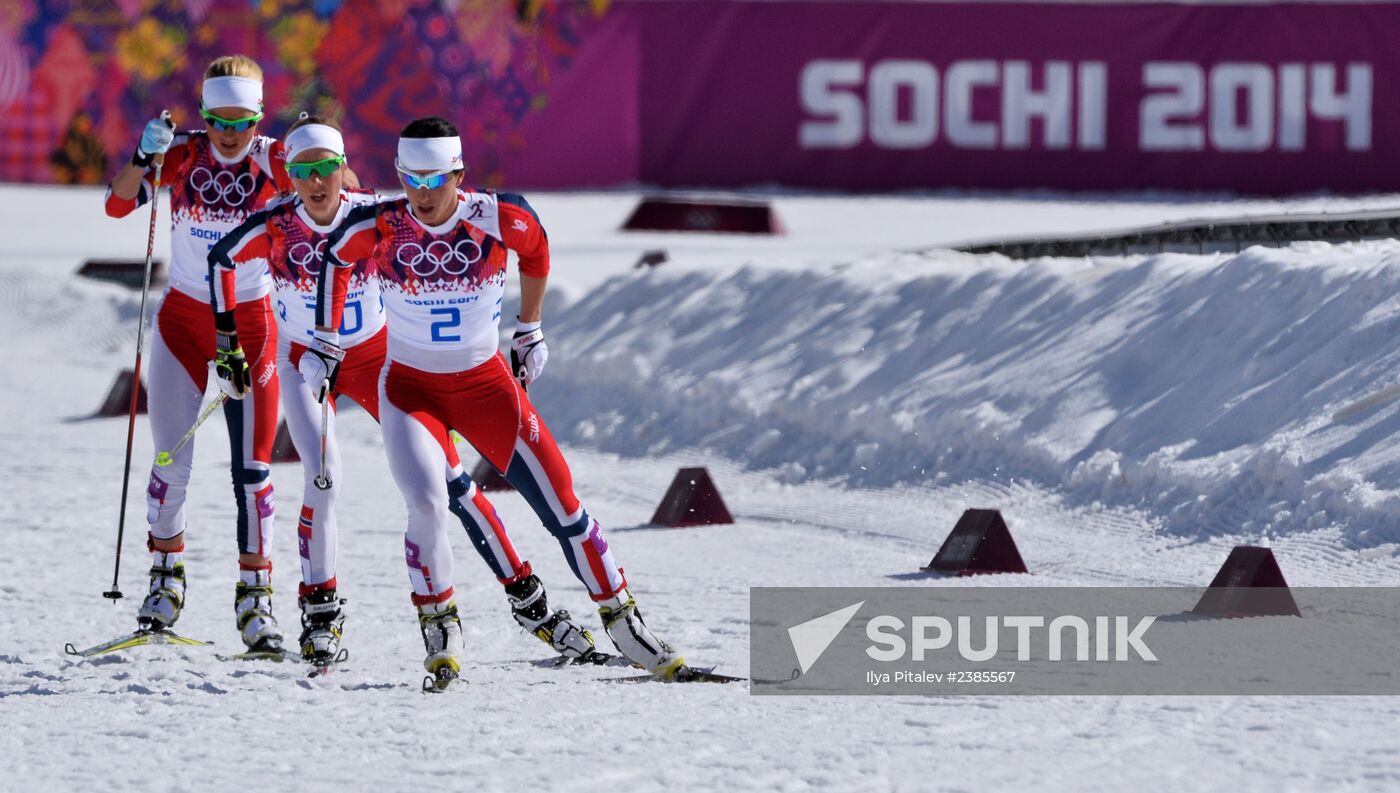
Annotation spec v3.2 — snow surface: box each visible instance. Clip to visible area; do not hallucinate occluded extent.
[2,184,1399,791]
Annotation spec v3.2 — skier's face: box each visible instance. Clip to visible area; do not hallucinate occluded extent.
[401,168,463,227]
[204,105,259,160]
[288,147,345,224]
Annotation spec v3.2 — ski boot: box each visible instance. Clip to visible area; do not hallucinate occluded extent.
[234,570,284,653]
[504,574,597,661]
[136,555,186,631]
[419,599,463,689]
[598,590,684,679]
[298,587,345,665]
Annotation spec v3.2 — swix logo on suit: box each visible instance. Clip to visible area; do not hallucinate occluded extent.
[322,189,549,374]
[106,131,291,303]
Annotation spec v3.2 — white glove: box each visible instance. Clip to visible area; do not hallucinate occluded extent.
[133,113,175,167]
[510,320,548,388]
[298,334,344,403]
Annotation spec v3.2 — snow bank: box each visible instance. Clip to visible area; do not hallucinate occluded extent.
[534,240,1400,546]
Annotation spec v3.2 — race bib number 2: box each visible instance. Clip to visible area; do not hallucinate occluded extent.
[430,307,461,342]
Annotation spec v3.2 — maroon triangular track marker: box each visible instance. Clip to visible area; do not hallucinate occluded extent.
[471,456,513,492]
[1191,546,1300,617]
[924,508,1029,575]
[94,369,148,417]
[650,467,733,527]
[270,419,299,463]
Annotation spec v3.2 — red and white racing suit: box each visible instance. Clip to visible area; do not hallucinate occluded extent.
[210,190,532,596]
[105,131,290,562]
[317,190,627,606]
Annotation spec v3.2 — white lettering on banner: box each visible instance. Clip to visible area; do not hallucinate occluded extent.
[945,60,999,149]
[1311,63,1372,150]
[869,60,938,148]
[802,59,1108,151]
[1078,62,1107,149]
[1211,64,1274,151]
[802,58,1107,151]
[1279,64,1306,151]
[799,60,864,148]
[802,58,1372,154]
[1140,61,1372,151]
[1141,62,1206,150]
[1002,61,1072,149]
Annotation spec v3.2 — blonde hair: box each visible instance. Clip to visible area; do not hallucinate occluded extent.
[287,113,342,134]
[205,55,263,81]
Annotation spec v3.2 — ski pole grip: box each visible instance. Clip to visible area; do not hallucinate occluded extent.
[155,110,173,168]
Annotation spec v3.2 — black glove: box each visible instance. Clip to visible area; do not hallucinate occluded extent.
[215,332,251,399]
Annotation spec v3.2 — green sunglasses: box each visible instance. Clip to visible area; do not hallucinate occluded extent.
[200,106,264,132]
[287,155,347,180]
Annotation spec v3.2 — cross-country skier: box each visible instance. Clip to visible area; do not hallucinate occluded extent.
[105,55,298,653]
[309,117,685,681]
[207,115,596,665]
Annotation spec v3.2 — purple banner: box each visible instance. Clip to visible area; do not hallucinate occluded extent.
[629,1,1399,194]
[3,2,1398,194]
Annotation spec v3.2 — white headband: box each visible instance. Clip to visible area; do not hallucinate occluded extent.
[202,76,263,113]
[286,124,345,161]
[396,136,463,172]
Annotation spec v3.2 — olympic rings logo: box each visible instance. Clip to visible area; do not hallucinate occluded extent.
[396,239,483,278]
[287,240,326,274]
[189,166,257,206]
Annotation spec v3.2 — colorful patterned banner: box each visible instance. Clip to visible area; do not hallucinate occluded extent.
[0,0,617,188]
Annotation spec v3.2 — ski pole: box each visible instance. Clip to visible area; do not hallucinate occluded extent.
[154,391,230,468]
[314,380,332,490]
[105,111,172,603]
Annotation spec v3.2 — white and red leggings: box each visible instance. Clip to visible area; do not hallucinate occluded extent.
[280,330,534,596]
[144,289,278,557]
[378,352,627,606]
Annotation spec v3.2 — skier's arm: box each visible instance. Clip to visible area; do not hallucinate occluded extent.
[499,193,550,384]
[106,122,184,217]
[107,163,151,208]
[303,205,376,400]
[498,193,550,320]
[498,193,549,271]
[207,207,272,402]
[519,274,545,324]
[316,204,378,334]
[208,208,274,320]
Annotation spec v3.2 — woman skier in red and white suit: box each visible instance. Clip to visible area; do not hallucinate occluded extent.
[106,55,298,653]
[307,116,686,681]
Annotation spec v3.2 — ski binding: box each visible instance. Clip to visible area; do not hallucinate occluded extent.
[422,666,459,693]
